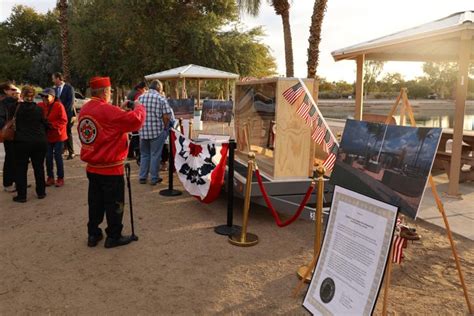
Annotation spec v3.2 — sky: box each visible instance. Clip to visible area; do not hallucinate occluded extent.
[1,0,472,82]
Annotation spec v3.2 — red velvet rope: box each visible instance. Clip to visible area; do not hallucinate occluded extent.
[255,168,314,227]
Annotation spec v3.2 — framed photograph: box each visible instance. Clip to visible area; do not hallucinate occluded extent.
[330,119,442,218]
[168,98,195,119]
[201,100,233,123]
[303,186,398,316]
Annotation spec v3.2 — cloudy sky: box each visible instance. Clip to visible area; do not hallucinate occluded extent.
[1,0,472,82]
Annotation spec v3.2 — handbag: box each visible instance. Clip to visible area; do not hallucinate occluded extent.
[0,103,20,142]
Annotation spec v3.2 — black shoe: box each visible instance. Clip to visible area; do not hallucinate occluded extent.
[13,196,27,203]
[37,193,46,199]
[139,179,146,184]
[87,234,104,247]
[67,154,75,160]
[104,235,134,249]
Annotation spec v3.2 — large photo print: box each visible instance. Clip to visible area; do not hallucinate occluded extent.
[330,119,442,218]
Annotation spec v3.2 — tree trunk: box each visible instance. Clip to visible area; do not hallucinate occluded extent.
[280,9,294,77]
[57,0,71,82]
[307,0,328,79]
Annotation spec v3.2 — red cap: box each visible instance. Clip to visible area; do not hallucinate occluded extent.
[89,76,111,89]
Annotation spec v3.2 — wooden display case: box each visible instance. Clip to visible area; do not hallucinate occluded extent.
[234,77,315,180]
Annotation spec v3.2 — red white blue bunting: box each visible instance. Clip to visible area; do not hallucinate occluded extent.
[171,129,229,203]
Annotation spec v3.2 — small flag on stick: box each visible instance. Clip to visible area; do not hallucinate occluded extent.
[282,83,305,105]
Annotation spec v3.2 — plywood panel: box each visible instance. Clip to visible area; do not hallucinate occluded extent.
[274,79,314,179]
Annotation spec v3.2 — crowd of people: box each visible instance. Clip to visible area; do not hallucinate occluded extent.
[0,75,174,249]
[0,73,75,202]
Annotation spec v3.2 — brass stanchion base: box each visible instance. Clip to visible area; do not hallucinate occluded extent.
[296,265,313,283]
[228,232,259,247]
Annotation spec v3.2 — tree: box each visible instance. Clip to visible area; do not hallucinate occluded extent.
[29,34,62,87]
[307,0,328,79]
[69,0,274,90]
[363,60,384,98]
[422,62,457,99]
[238,0,294,77]
[57,0,71,82]
[379,72,404,93]
[0,5,58,83]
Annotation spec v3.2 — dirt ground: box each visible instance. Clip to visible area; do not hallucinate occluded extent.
[0,156,473,315]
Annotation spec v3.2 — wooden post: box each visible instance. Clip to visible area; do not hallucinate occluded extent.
[355,54,365,120]
[448,31,471,196]
[197,79,201,109]
[174,80,179,99]
[182,78,187,99]
[226,78,230,100]
[382,244,395,315]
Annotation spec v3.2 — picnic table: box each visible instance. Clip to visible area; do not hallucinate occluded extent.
[434,128,474,182]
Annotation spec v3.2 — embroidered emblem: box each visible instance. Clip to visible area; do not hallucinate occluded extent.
[79,118,98,144]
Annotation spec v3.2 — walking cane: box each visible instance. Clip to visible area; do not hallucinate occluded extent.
[125,163,139,241]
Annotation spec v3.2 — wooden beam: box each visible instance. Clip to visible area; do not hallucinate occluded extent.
[355,54,365,120]
[182,78,187,99]
[226,78,230,100]
[197,79,201,109]
[448,31,471,196]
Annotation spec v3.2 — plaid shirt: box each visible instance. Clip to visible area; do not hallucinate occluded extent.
[138,89,172,139]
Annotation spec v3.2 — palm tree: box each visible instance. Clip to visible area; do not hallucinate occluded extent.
[57,0,71,82]
[307,0,328,79]
[238,0,294,77]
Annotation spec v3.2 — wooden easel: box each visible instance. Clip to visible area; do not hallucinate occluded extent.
[382,88,473,315]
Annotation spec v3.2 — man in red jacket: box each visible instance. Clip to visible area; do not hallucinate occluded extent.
[78,77,146,248]
[38,88,68,187]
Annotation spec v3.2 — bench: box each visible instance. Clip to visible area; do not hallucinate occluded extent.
[435,151,474,182]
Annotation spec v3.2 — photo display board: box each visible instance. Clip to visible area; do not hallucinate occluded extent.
[168,98,194,119]
[201,100,233,123]
[303,186,398,315]
[330,119,442,218]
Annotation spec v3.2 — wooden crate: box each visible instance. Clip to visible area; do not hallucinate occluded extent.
[234,77,315,180]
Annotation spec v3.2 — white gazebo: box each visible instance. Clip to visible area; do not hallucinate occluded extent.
[332,11,474,196]
[145,64,239,103]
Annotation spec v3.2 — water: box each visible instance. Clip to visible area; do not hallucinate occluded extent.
[318,99,474,131]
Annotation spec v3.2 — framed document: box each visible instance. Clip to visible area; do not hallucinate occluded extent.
[303,186,398,315]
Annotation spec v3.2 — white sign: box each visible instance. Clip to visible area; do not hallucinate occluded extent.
[303,186,398,315]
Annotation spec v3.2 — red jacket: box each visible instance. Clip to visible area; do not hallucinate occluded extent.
[39,100,68,143]
[78,97,145,175]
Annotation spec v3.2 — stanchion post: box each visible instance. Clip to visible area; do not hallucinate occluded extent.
[228,152,258,247]
[296,166,325,283]
[215,139,241,236]
[160,130,182,197]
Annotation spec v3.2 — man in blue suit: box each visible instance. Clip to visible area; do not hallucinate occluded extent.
[52,72,76,159]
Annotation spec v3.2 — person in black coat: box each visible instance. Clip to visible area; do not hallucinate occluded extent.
[12,86,48,203]
[0,82,19,192]
[52,72,75,159]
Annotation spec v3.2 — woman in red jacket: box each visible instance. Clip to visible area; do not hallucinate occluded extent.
[38,88,68,187]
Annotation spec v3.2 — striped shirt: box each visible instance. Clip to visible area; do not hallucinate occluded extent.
[138,89,172,139]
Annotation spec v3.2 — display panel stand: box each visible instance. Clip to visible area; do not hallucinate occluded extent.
[381,88,472,315]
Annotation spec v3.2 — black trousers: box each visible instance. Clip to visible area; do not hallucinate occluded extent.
[2,140,15,187]
[64,117,74,155]
[87,172,125,239]
[14,141,47,199]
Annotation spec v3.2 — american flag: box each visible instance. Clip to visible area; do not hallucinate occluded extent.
[392,235,406,264]
[322,153,337,171]
[306,100,318,126]
[322,131,332,153]
[282,83,305,105]
[312,120,326,144]
[296,100,311,120]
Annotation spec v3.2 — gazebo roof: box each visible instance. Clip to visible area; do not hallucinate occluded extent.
[144,64,239,80]
[332,11,474,62]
